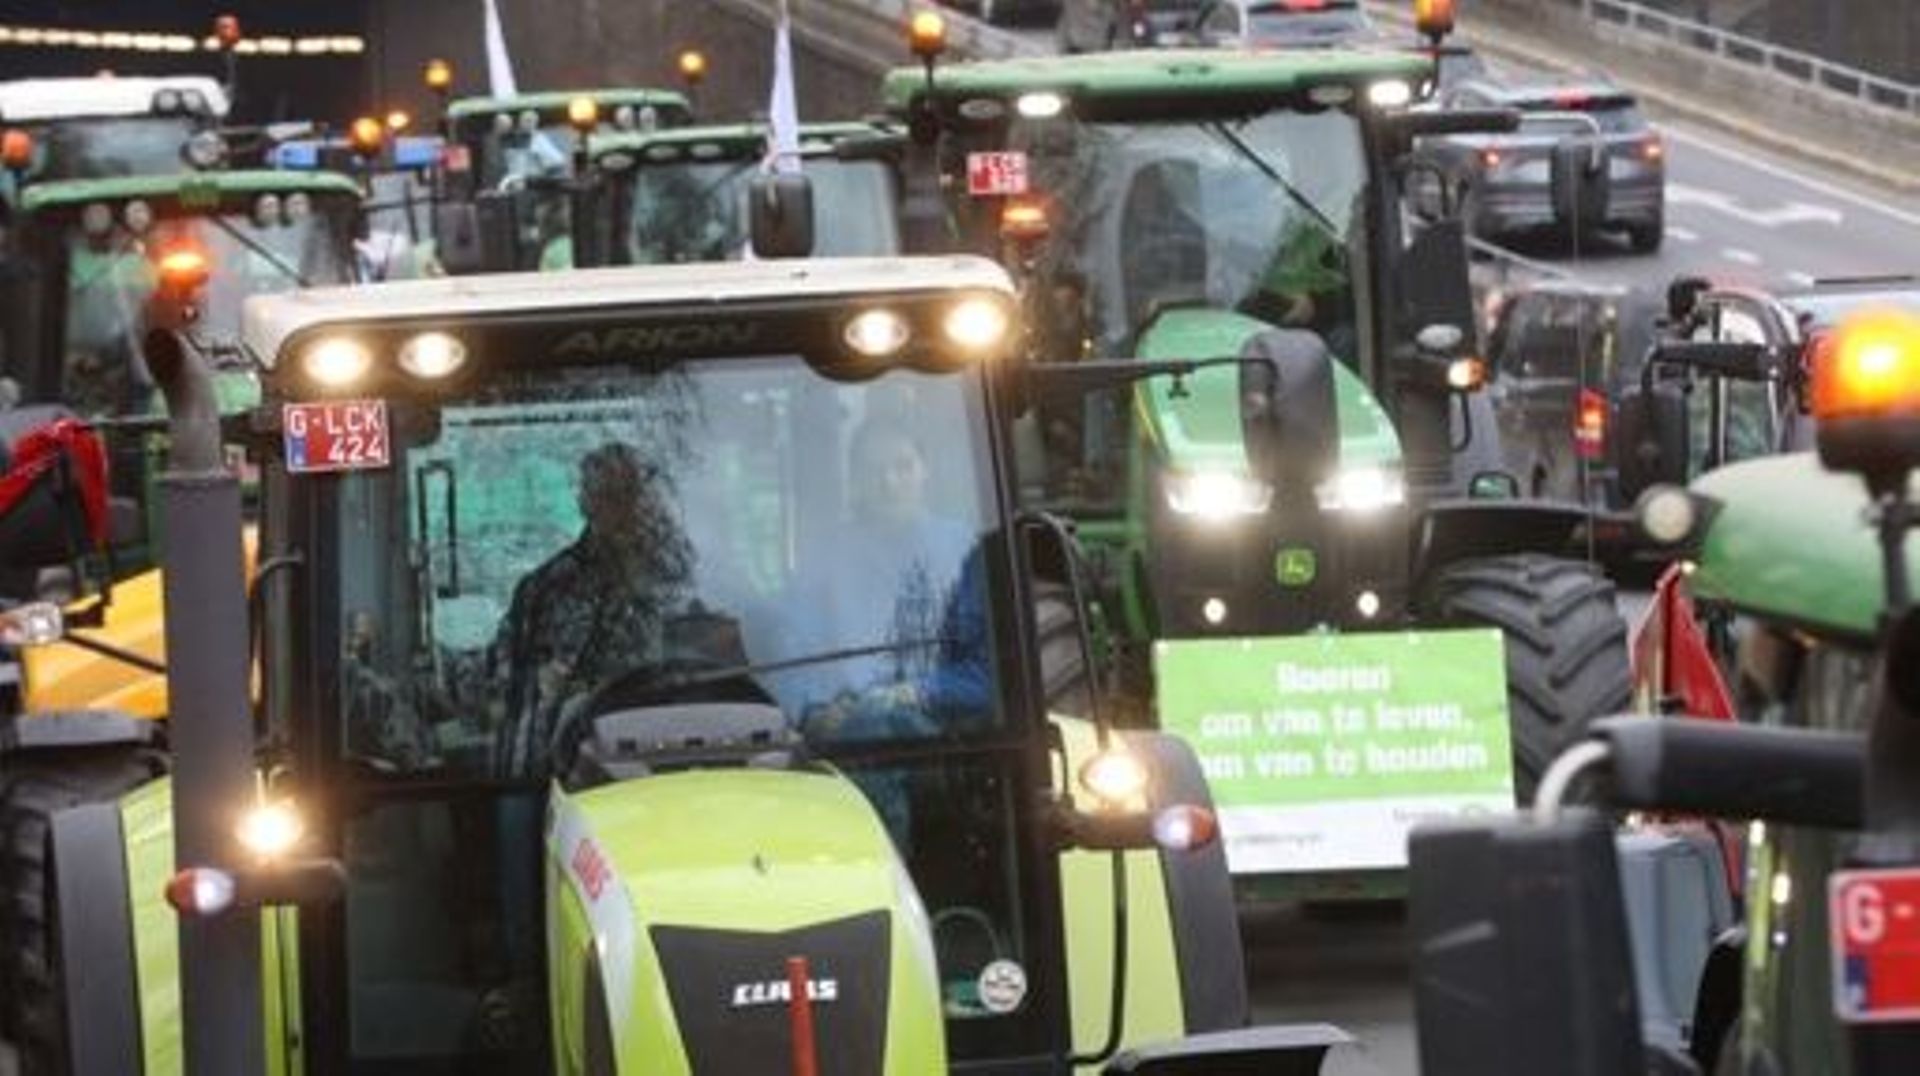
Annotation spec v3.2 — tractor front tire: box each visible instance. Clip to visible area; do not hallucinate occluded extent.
[1421,554,1631,802]
[0,749,165,1074]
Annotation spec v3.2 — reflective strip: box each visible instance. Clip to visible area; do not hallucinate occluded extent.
[547,791,639,1055]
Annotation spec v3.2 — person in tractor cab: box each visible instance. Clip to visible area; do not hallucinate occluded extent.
[489,441,694,780]
[62,214,158,416]
[797,415,990,743]
[1240,210,1356,360]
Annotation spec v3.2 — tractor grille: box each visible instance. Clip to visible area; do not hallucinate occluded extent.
[651,910,892,1075]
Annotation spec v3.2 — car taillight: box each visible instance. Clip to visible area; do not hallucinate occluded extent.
[1574,388,1608,459]
[1480,147,1503,169]
[1641,136,1665,162]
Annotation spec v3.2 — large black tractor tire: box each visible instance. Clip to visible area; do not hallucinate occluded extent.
[0,748,166,1074]
[1421,554,1631,802]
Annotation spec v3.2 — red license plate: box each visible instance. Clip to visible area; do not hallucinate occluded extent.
[1831,867,1920,1023]
[966,151,1029,197]
[283,400,391,474]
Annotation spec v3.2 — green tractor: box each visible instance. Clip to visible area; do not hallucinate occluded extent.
[0,76,232,207]
[0,167,364,1069]
[1404,308,1920,1075]
[570,121,907,267]
[33,247,1373,1073]
[437,88,695,274]
[879,44,1634,808]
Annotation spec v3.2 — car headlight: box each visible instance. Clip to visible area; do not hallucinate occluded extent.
[1165,471,1274,521]
[1315,466,1406,512]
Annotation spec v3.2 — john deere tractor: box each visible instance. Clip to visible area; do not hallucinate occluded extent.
[882,39,1633,802]
[0,75,231,207]
[28,240,1370,1073]
[437,88,694,274]
[0,167,363,1068]
[569,121,907,268]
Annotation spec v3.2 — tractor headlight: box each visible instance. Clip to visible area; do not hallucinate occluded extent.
[302,337,373,387]
[1315,466,1406,512]
[843,309,911,358]
[0,602,65,647]
[1635,484,1698,546]
[184,130,228,169]
[236,801,304,859]
[1015,92,1065,119]
[1368,79,1413,108]
[943,297,1010,352]
[1165,470,1273,521]
[1079,749,1149,810]
[397,332,469,379]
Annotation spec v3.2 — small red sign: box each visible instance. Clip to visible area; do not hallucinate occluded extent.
[571,837,611,902]
[283,400,391,474]
[966,151,1029,197]
[442,143,472,173]
[1831,868,1920,1023]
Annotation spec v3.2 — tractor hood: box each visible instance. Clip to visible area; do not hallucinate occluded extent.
[1134,307,1401,476]
[547,768,945,1074]
[1690,452,1920,644]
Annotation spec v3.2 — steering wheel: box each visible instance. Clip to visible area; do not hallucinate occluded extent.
[547,657,779,781]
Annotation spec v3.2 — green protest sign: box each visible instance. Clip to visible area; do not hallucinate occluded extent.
[1156,629,1513,873]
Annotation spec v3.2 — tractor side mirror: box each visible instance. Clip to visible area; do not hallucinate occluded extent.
[471,192,522,273]
[1549,135,1611,235]
[749,172,815,259]
[1409,808,1648,1076]
[1396,217,1478,356]
[1614,381,1688,500]
[431,201,484,275]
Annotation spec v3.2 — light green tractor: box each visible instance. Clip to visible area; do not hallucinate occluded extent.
[29,247,1371,1073]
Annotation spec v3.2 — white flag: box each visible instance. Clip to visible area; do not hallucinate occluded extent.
[483,0,520,98]
[765,0,801,175]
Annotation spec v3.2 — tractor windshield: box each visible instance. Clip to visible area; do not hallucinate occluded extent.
[55,199,353,414]
[329,356,1005,781]
[22,115,205,182]
[623,157,899,262]
[1010,106,1367,358]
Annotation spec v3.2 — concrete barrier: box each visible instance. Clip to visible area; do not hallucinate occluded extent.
[1386,0,1920,192]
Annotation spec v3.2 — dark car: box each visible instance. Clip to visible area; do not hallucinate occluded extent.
[944,0,1062,26]
[1422,75,1667,252]
[1056,0,1208,51]
[1484,279,1664,506]
[1190,0,1385,49]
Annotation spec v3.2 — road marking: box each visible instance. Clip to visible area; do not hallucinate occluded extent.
[1668,182,1844,228]
[1786,271,1818,286]
[1722,247,1762,265]
[1666,225,1701,243]
[1664,126,1920,229]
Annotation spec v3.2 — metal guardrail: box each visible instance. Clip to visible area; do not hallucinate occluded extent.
[1561,0,1920,115]
[818,0,1045,60]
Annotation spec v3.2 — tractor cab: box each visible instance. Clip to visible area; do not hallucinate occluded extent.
[574,121,905,268]
[0,76,230,203]
[88,256,1361,1074]
[441,90,694,274]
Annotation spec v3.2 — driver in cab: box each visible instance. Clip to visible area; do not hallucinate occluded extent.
[490,441,693,781]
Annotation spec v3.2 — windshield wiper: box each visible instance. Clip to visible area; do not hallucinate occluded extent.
[1203,120,1344,244]
[206,213,313,289]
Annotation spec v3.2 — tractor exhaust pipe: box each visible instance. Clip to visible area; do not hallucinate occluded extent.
[146,327,267,1076]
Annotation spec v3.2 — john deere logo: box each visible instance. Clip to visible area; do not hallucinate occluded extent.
[1275,547,1317,587]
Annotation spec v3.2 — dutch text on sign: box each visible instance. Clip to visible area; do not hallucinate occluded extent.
[1156,630,1514,874]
